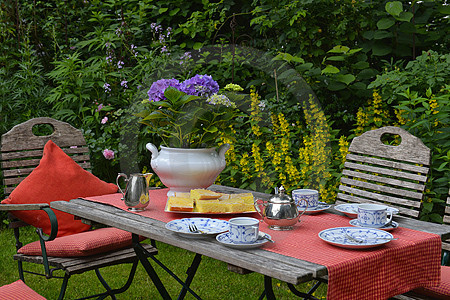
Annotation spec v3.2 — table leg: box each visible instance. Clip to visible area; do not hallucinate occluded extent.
[177,253,202,300]
[132,234,203,299]
[263,276,276,300]
[287,280,324,300]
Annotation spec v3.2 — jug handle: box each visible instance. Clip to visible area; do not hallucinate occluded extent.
[218,143,230,160]
[253,198,266,219]
[116,173,128,200]
[146,143,159,159]
[296,200,308,222]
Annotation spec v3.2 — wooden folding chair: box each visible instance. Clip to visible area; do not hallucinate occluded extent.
[0,117,157,299]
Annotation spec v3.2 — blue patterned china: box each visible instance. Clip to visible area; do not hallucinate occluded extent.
[165,218,229,238]
[216,231,272,249]
[334,203,399,218]
[304,202,331,214]
[358,204,393,228]
[228,217,260,244]
[292,189,319,209]
[318,227,394,249]
[349,219,399,231]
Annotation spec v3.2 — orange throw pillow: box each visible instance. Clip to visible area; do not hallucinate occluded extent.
[1,140,118,237]
[18,227,135,257]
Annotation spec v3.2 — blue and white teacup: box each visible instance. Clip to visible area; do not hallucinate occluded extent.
[357,204,393,228]
[292,189,319,210]
[228,217,259,244]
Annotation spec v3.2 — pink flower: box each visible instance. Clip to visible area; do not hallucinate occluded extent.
[101,116,108,124]
[103,149,114,160]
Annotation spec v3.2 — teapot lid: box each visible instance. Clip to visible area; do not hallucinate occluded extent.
[269,186,292,204]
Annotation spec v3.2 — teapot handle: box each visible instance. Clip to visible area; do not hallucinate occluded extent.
[253,198,266,219]
[146,143,159,160]
[296,200,308,222]
[218,143,230,160]
[116,173,128,200]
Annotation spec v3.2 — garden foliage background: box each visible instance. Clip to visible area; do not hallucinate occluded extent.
[1,0,449,224]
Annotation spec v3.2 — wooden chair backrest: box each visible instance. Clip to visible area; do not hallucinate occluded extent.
[444,190,450,226]
[1,117,91,196]
[337,126,431,219]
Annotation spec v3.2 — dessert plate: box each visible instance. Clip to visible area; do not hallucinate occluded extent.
[304,202,332,214]
[165,218,229,238]
[349,219,399,231]
[216,231,272,249]
[318,226,394,249]
[334,203,399,218]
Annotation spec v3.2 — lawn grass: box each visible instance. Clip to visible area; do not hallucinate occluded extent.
[0,227,327,299]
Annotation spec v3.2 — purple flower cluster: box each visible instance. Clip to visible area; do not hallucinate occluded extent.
[147,74,219,102]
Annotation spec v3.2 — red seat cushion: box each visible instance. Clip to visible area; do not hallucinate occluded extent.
[1,140,118,237]
[413,265,450,300]
[18,227,137,257]
[0,280,46,300]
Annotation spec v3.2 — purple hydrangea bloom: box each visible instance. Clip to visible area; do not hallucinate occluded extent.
[147,78,181,102]
[181,74,219,98]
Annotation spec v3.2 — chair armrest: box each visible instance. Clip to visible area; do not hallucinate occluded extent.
[0,203,50,211]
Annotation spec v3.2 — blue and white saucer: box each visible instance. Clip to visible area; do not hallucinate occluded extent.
[303,202,332,214]
[216,231,271,249]
[318,227,394,249]
[349,219,399,231]
[165,218,229,238]
[334,203,399,218]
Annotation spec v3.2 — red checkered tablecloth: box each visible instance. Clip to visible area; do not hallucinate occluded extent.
[83,189,442,300]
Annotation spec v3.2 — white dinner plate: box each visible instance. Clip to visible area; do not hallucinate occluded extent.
[165,218,229,238]
[334,203,399,218]
[216,231,271,249]
[318,226,394,249]
[349,219,399,231]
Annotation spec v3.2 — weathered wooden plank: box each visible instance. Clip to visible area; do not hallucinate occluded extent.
[344,161,428,182]
[1,158,41,169]
[2,168,35,178]
[340,177,424,200]
[335,193,420,218]
[345,153,429,174]
[348,126,430,165]
[1,117,87,152]
[0,203,49,211]
[341,169,426,191]
[1,147,89,160]
[338,184,422,208]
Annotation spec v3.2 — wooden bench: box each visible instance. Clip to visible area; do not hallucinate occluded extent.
[1,117,157,299]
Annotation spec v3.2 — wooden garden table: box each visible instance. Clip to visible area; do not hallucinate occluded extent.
[50,185,450,300]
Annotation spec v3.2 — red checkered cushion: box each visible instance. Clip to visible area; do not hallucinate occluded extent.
[412,266,450,300]
[1,140,118,237]
[18,227,135,257]
[0,280,46,300]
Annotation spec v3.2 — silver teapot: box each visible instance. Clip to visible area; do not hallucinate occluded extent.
[254,186,308,230]
[116,173,153,211]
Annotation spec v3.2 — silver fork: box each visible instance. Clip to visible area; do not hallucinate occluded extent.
[188,223,206,234]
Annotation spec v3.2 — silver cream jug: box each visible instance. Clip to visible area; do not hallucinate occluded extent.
[254,186,308,230]
[116,173,153,211]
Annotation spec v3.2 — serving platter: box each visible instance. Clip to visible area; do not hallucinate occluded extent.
[318,226,394,249]
[165,218,229,238]
[334,203,399,218]
[164,201,256,215]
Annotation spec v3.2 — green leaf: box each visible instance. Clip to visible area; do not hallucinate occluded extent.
[158,7,168,14]
[193,42,203,50]
[328,45,350,54]
[326,56,345,62]
[335,74,356,85]
[385,1,403,17]
[395,11,413,22]
[352,61,369,69]
[371,44,391,56]
[374,31,394,40]
[321,65,340,74]
[377,18,395,30]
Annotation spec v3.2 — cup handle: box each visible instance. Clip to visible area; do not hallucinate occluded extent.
[253,226,259,240]
[385,211,393,225]
[296,200,308,222]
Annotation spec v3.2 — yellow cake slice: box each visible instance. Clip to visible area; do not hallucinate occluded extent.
[167,196,194,212]
[195,199,228,213]
[190,189,222,200]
